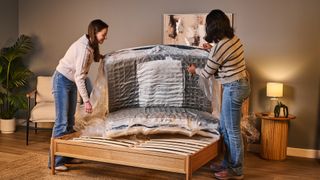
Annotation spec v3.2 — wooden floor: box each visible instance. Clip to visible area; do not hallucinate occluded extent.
[0,126,319,179]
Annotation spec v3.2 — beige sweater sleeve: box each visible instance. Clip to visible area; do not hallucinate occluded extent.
[56,35,94,103]
[74,46,91,103]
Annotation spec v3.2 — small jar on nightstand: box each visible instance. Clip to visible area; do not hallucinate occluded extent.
[255,113,296,160]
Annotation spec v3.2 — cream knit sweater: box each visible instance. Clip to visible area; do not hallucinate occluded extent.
[56,34,93,102]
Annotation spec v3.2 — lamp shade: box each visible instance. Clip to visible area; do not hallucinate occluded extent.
[266,82,283,97]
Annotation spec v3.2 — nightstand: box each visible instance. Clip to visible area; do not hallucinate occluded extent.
[256,113,295,160]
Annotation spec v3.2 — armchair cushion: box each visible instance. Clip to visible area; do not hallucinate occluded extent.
[36,76,54,103]
[30,102,55,122]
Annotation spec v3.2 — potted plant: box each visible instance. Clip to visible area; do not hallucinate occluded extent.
[0,35,33,133]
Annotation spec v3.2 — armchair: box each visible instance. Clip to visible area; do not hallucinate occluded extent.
[26,76,55,145]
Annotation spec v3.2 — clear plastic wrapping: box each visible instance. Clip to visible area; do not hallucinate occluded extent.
[241,113,260,143]
[81,107,220,138]
[75,45,222,138]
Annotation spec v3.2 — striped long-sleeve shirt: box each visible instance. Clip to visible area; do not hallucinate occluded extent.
[195,35,247,84]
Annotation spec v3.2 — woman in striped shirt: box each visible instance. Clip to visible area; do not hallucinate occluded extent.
[188,9,250,180]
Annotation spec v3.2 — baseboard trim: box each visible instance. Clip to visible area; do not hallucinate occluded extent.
[287,147,320,159]
[247,144,320,159]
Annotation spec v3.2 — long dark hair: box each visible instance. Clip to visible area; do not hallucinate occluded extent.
[87,19,108,62]
[204,9,234,43]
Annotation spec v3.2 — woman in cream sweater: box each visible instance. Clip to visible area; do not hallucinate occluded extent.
[49,19,108,171]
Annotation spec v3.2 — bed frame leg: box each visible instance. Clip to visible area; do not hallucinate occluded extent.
[186,173,192,180]
[50,138,55,175]
[186,156,192,180]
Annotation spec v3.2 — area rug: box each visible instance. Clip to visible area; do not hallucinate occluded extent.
[0,152,206,180]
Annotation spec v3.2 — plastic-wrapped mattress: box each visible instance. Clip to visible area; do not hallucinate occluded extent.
[75,45,220,138]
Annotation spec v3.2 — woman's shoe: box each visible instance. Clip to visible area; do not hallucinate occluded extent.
[214,169,244,180]
[55,165,68,171]
[209,163,226,172]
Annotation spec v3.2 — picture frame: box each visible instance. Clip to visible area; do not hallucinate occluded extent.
[163,13,234,47]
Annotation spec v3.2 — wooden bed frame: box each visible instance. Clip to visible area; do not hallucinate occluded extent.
[50,99,249,180]
[51,133,219,179]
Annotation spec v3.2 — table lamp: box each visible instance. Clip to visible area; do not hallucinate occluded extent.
[266,82,283,116]
[267,82,283,100]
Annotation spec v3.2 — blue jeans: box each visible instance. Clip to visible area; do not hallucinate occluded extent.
[48,71,78,167]
[220,78,250,175]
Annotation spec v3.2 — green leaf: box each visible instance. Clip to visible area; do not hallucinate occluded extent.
[0,35,33,119]
[0,106,16,119]
[0,92,4,105]
[8,94,27,109]
[0,35,32,63]
[8,68,33,89]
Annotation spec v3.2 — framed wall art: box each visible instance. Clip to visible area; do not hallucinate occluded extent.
[163,13,233,47]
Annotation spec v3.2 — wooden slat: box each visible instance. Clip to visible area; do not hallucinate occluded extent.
[150,138,213,146]
[141,141,201,151]
[147,139,206,147]
[132,147,190,156]
[71,139,132,148]
[135,144,195,154]
[80,136,138,144]
[72,137,133,147]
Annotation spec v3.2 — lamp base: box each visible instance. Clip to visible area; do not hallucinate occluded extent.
[267,99,278,116]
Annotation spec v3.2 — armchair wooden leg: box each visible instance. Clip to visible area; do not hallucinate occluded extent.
[35,122,38,134]
[26,94,31,145]
[26,119,29,145]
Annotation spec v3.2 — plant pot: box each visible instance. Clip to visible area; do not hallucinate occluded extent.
[0,118,16,134]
